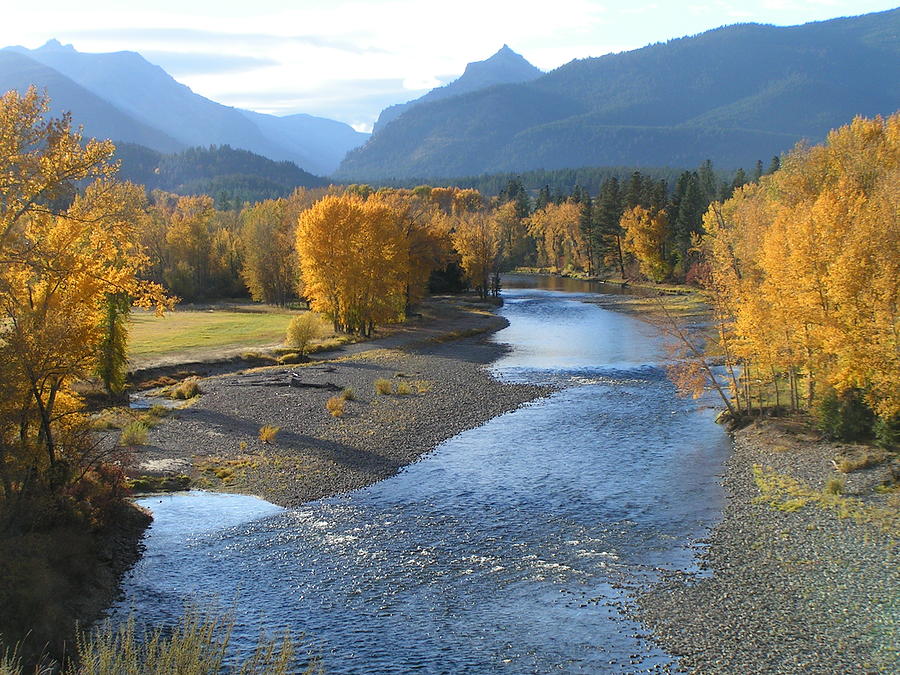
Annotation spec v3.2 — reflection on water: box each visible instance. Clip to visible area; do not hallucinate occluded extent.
[115,278,730,674]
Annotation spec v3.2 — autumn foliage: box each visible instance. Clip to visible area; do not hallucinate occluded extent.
[696,114,899,422]
[0,89,173,517]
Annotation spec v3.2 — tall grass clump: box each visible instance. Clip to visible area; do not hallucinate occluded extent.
[340,388,355,401]
[119,421,149,447]
[325,396,345,417]
[259,425,280,444]
[72,610,303,675]
[374,378,392,395]
[285,313,322,356]
[395,381,413,396]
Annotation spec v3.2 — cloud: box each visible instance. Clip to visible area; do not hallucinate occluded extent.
[64,27,384,55]
[141,50,276,75]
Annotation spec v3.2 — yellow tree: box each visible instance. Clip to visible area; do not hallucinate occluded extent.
[296,194,409,335]
[163,194,215,300]
[0,89,170,497]
[695,113,900,421]
[241,198,299,306]
[526,201,586,272]
[452,210,502,298]
[371,189,453,308]
[621,206,671,283]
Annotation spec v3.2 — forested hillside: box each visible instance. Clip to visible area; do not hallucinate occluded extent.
[338,9,900,179]
[115,144,328,206]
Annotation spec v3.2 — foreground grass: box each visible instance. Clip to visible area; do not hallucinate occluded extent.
[129,306,298,362]
[0,610,318,675]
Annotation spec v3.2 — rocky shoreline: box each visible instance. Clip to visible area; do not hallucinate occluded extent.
[635,419,899,674]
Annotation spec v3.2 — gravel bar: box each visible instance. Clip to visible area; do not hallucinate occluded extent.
[132,313,550,507]
[635,420,899,674]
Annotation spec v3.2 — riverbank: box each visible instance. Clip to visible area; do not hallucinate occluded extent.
[636,418,899,673]
[127,298,550,507]
[0,501,150,667]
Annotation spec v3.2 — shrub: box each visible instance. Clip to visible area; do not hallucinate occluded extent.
[374,378,392,395]
[119,421,149,447]
[326,396,345,417]
[259,425,280,444]
[162,378,201,400]
[340,388,355,401]
[395,381,413,396]
[815,388,874,442]
[824,477,845,495]
[874,415,900,448]
[285,313,322,355]
[148,404,169,418]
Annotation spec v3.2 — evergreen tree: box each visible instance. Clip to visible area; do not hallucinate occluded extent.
[596,177,625,277]
[767,155,781,174]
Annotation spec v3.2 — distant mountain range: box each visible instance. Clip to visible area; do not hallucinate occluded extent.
[373,45,542,134]
[0,40,368,175]
[338,9,900,180]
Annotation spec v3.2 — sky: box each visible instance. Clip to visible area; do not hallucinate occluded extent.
[2,0,897,131]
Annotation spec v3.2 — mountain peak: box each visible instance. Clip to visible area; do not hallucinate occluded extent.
[372,45,543,134]
[39,38,75,52]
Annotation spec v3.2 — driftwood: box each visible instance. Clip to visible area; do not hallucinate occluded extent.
[223,374,341,391]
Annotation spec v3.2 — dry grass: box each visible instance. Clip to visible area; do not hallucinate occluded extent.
[325,396,345,417]
[753,465,900,535]
[374,378,393,395]
[395,381,413,396]
[118,421,149,447]
[67,609,309,675]
[835,448,892,473]
[340,388,355,401]
[162,378,201,400]
[258,425,280,444]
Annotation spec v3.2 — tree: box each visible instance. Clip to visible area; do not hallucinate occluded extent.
[621,206,671,282]
[452,210,502,298]
[691,113,900,422]
[0,88,170,502]
[296,194,408,336]
[241,198,299,306]
[527,201,586,273]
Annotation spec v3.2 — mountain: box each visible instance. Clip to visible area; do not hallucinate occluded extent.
[2,40,368,175]
[338,9,900,180]
[0,51,183,152]
[372,45,542,134]
[114,143,328,204]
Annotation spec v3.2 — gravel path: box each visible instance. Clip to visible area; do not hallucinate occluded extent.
[635,420,899,674]
[131,311,549,507]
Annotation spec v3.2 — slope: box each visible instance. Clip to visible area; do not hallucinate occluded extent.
[338,9,900,179]
[373,45,542,133]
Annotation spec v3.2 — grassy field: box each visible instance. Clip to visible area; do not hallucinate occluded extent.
[128,305,300,367]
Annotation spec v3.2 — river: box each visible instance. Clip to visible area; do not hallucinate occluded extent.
[114,276,731,673]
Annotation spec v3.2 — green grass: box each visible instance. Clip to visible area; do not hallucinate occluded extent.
[129,307,298,361]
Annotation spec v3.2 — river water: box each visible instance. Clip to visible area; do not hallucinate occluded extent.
[114,276,731,673]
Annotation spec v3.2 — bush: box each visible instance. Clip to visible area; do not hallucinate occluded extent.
[824,477,845,495]
[285,313,322,355]
[395,381,413,396]
[340,388,355,401]
[119,421,149,447]
[259,425,280,444]
[874,415,900,448]
[815,388,874,442]
[326,396,345,417]
[836,449,890,473]
[374,378,392,395]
